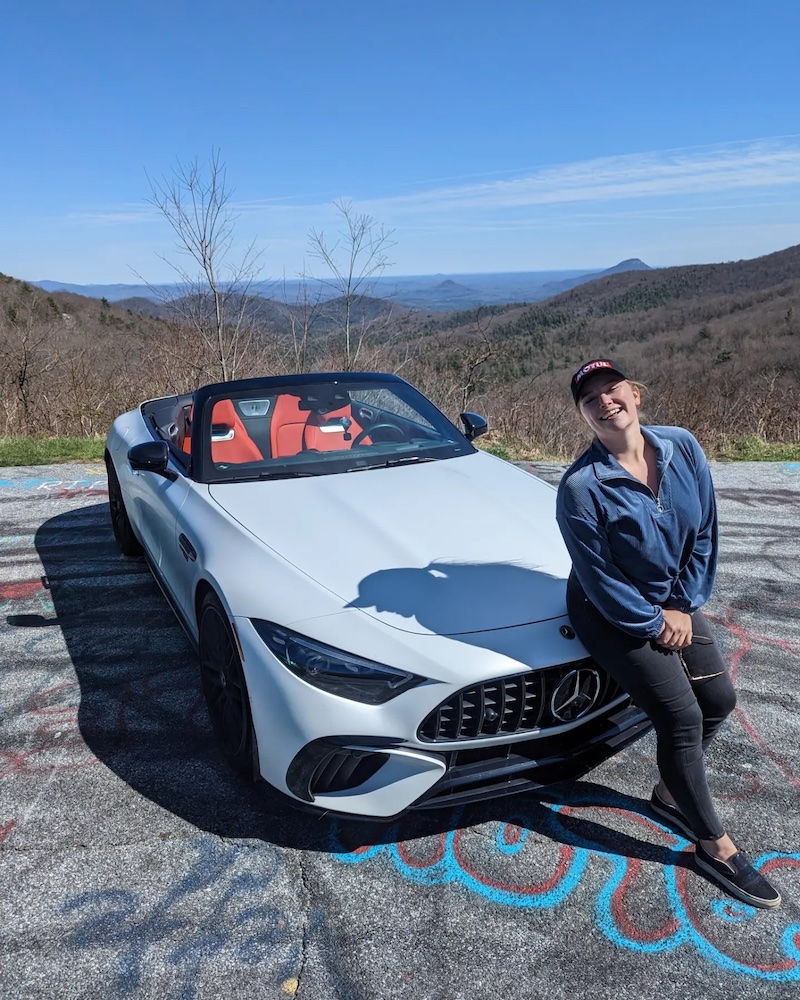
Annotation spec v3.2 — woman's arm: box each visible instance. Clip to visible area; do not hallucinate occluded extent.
[669,438,718,612]
[556,503,665,638]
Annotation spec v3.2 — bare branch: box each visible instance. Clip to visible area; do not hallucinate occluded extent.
[306,200,397,371]
[143,150,267,382]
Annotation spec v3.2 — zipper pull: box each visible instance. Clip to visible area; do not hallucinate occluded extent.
[656,496,664,513]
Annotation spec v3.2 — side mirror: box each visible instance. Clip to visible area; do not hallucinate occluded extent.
[128,441,177,480]
[459,412,488,441]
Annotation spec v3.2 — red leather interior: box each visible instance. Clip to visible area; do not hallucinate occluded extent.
[270,394,307,457]
[181,409,193,455]
[303,406,368,451]
[208,399,263,463]
[183,392,375,463]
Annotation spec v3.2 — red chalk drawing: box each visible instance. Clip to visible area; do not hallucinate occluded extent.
[0,819,17,844]
[0,580,44,600]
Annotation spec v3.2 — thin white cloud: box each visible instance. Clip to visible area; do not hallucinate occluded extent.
[202,137,800,235]
[392,194,800,233]
[64,205,158,226]
[66,137,800,232]
[350,138,800,216]
[49,136,800,280]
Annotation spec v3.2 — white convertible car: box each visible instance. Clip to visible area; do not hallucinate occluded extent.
[105,372,650,818]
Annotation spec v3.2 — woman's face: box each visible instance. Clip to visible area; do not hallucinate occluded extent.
[577,374,641,438]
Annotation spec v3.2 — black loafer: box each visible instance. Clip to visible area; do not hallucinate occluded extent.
[694,845,782,909]
[650,786,696,841]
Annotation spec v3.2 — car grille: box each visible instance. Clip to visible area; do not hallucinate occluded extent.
[417,660,622,742]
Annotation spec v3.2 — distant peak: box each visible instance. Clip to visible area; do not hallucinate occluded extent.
[606,258,650,272]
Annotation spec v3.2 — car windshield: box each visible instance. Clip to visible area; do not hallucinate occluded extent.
[197,377,474,483]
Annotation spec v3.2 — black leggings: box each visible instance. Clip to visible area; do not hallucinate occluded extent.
[566,574,737,840]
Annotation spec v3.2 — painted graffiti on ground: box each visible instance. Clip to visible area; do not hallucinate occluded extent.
[0,819,18,844]
[0,577,54,616]
[709,606,800,791]
[0,663,212,781]
[0,679,105,780]
[61,839,302,999]
[4,467,797,990]
[335,602,800,982]
[335,795,800,982]
[0,469,107,498]
[1,562,94,777]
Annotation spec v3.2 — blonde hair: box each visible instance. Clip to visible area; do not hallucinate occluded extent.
[627,379,650,423]
[626,379,647,396]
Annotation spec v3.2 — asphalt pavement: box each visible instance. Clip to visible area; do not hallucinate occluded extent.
[1,460,799,1000]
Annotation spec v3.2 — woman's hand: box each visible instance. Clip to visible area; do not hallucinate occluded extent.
[657,609,693,650]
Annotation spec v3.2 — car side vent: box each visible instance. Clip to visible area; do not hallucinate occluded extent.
[309,749,389,795]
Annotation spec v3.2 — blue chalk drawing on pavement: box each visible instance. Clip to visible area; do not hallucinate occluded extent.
[334,794,800,982]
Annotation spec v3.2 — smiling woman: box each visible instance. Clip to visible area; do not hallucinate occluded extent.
[556,357,783,910]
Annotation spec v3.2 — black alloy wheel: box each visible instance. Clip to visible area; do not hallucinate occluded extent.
[105,456,143,557]
[198,592,256,776]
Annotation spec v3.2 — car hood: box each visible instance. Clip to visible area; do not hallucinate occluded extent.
[209,453,572,636]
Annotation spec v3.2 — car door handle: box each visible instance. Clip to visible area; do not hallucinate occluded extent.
[179,533,197,562]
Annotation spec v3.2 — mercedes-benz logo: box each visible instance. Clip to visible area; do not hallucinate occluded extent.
[550,668,602,722]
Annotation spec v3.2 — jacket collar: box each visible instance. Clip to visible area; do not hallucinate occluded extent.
[590,426,674,483]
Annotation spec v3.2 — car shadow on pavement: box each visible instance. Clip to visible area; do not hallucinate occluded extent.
[31,502,689,869]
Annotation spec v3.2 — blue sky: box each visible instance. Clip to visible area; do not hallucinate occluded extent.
[2,0,799,284]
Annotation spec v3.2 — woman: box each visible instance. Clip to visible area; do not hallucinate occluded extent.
[555,358,781,909]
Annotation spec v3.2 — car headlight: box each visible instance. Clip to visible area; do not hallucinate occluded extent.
[251,620,426,705]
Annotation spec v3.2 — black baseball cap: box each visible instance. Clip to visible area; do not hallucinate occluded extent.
[570,358,629,405]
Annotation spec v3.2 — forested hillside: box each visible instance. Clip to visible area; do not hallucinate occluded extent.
[2,244,798,458]
[408,244,800,455]
[0,275,164,437]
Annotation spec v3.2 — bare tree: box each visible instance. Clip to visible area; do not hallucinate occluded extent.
[275,269,325,372]
[146,150,266,383]
[307,200,397,370]
[457,312,494,413]
[0,287,61,433]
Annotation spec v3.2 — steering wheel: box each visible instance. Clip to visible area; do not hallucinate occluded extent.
[352,422,405,447]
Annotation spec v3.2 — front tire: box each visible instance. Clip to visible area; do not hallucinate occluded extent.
[198,592,256,776]
[106,455,143,557]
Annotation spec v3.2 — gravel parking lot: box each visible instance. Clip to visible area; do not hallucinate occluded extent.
[1,460,799,1000]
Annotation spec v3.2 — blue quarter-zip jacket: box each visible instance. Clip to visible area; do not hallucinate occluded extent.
[555,425,717,639]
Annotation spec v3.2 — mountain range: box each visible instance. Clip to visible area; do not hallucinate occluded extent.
[4,242,798,454]
[33,259,651,312]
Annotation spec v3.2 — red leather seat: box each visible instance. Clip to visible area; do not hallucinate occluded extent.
[270,394,307,458]
[208,399,263,463]
[303,406,368,451]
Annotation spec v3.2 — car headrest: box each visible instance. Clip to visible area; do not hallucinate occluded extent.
[298,387,352,415]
